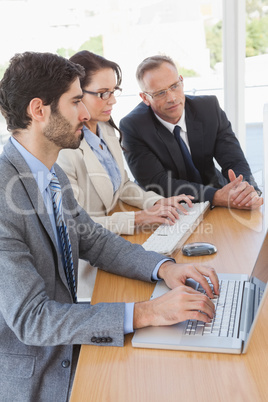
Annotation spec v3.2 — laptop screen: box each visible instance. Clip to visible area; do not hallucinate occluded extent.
[249,230,268,286]
[250,232,268,296]
[243,231,268,351]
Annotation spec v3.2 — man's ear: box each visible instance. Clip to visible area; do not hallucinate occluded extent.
[27,98,47,122]
[139,92,151,106]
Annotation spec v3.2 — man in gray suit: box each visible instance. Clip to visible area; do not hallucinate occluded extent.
[0,52,218,401]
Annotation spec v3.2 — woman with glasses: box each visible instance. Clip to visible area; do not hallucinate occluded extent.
[57,50,193,236]
[57,51,195,298]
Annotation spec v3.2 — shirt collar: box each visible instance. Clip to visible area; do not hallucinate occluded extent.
[154,109,186,134]
[83,124,104,149]
[11,136,55,194]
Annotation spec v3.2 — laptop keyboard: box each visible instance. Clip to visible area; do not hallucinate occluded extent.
[185,280,240,337]
[258,287,264,305]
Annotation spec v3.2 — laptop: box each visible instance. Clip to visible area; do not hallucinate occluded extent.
[132,231,268,354]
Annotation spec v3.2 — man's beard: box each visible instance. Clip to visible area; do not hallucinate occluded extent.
[43,109,83,150]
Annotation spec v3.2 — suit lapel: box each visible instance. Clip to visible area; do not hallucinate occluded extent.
[4,140,71,293]
[5,142,78,295]
[79,137,114,211]
[4,141,58,249]
[151,101,204,180]
[21,166,78,296]
[54,165,79,274]
[19,172,58,246]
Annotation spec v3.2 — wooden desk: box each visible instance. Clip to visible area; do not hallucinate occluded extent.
[71,207,268,402]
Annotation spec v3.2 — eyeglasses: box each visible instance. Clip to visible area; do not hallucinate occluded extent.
[144,76,183,100]
[82,87,122,100]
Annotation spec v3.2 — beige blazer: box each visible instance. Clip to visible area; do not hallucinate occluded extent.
[57,122,162,234]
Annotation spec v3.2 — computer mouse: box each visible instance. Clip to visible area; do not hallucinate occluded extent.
[182,242,217,256]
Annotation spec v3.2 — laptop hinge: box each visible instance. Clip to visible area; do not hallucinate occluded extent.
[239,282,255,341]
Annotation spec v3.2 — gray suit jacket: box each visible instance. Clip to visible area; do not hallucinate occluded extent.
[0,139,164,402]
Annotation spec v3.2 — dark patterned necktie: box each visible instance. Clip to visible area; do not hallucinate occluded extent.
[49,173,77,303]
[174,125,202,183]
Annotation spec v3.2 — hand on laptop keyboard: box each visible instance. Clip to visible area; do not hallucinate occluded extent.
[157,260,220,298]
[133,260,219,330]
[196,281,219,298]
[133,284,215,329]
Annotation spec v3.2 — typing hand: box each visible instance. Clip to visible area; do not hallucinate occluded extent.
[133,285,215,329]
[157,261,219,298]
[135,204,180,226]
[135,194,195,226]
[155,194,194,214]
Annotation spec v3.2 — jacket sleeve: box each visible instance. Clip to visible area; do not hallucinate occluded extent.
[57,148,81,201]
[212,96,260,192]
[88,210,136,235]
[0,179,164,348]
[119,169,163,208]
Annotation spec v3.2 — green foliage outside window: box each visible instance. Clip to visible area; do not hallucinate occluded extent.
[205,0,268,69]
[78,36,103,56]
[246,15,268,56]
[56,35,103,59]
[205,21,222,69]
[0,63,8,81]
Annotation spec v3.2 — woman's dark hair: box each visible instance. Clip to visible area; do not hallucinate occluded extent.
[70,50,123,143]
[0,51,85,133]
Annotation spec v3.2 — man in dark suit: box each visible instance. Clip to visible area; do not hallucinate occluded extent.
[120,55,263,209]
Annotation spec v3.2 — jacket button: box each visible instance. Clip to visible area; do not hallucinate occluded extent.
[61,359,70,368]
[107,337,113,343]
[101,337,107,343]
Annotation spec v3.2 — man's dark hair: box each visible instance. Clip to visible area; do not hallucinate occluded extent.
[0,52,85,132]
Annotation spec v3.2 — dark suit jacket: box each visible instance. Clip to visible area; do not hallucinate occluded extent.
[120,96,259,203]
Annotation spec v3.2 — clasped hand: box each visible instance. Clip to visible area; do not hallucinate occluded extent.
[213,169,263,210]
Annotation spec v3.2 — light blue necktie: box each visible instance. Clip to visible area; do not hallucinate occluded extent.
[49,173,77,303]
